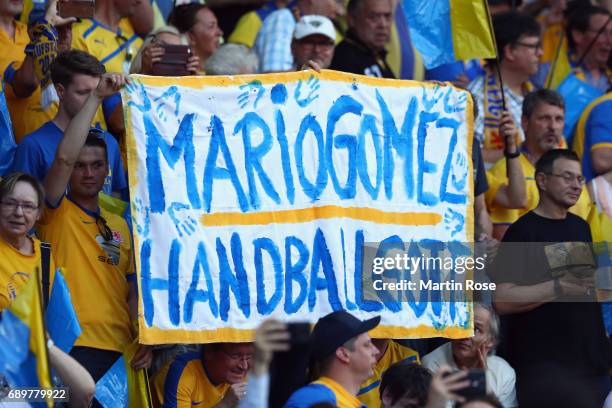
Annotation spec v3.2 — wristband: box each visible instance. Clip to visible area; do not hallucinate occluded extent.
[504,150,520,159]
[554,278,563,298]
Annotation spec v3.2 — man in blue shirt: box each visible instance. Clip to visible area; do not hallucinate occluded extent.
[11,50,126,198]
[284,311,380,408]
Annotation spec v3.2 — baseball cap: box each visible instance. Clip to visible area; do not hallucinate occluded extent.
[311,311,380,360]
[293,15,336,42]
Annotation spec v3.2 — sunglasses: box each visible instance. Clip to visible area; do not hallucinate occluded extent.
[96,215,113,242]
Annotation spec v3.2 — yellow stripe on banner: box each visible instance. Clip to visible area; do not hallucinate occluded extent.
[450,0,497,62]
[130,69,448,90]
[139,324,473,345]
[200,206,443,227]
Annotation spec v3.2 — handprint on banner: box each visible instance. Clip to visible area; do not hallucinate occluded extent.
[237,80,265,109]
[443,87,467,113]
[422,84,444,111]
[125,80,152,113]
[444,208,464,237]
[450,152,468,192]
[168,202,198,238]
[133,198,151,237]
[154,86,182,123]
[294,75,320,107]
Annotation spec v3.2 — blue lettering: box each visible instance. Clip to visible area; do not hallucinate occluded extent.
[326,96,362,199]
[234,113,281,209]
[354,230,383,312]
[284,236,309,314]
[438,118,466,204]
[275,110,295,204]
[254,238,283,315]
[357,114,383,200]
[377,91,417,200]
[146,114,199,213]
[184,242,219,322]
[217,234,250,321]
[309,228,342,311]
[295,114,328,201]
[417,112,440,206]
[203,116,249,212]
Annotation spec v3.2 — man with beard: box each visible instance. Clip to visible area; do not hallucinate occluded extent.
[485,89,592,239]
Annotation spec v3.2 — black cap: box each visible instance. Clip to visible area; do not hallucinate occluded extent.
[311,311,380,360]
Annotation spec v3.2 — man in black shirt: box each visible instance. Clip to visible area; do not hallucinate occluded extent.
[330,0,395,78]
[491,149,611,407]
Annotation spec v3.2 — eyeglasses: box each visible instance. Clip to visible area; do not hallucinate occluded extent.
[545,172,586,186]
[96,215,113,242]
[0,200,38,214]
[221,349,253,363]
[514,41,542,51]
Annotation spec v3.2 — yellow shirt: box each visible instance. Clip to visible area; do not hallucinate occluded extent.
[485,154,592,224]
[37,196,134,352]
[71,18,143,74]
[0,20,56,142]
[152,352,230,408]
[358,341,420,408]
[313,377,362,408]
[0,236,55,310]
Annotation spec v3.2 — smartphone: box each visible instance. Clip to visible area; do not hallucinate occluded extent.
[455,369,487,399]
[287,322,311,346]
[57,0,95,19]
[152,44,192,77]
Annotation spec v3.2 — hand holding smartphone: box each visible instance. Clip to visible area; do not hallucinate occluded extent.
[151,44,192,77]
[57,0,95,19]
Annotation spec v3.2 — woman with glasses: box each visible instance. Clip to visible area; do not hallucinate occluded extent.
[0,172,55,310]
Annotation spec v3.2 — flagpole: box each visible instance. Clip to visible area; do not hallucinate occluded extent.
[35,266,52,399]
[483,0,507,111]
[576,14,612,68]
[545,30,565,89]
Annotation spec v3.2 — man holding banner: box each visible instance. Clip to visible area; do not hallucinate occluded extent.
[36,71,152,405]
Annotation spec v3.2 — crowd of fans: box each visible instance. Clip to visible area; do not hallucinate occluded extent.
[0,0,611,407]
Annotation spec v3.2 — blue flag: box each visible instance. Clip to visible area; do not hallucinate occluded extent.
[0,310,30,376]
[402,0,496,69]
[96,356,128,408]
[44,269,81,353]
[0,81,16,176]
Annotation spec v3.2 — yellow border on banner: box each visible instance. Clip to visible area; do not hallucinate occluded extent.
[131,69,446,89]
[202,206,442,227]
[139,324,473,345]
[123,71,477,342]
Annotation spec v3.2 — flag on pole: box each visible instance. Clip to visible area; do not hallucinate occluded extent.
[45,268,82,353]
[0,271,53,407]
[402,0,497,69]
[0,81,16,176]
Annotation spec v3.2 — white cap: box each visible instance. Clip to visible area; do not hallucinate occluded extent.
[293,15,336,42]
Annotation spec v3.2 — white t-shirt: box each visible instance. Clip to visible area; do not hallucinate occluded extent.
[422,342,518,408]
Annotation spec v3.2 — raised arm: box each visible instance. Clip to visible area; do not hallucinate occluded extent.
[43,73,127,205]
[492,111,527,209]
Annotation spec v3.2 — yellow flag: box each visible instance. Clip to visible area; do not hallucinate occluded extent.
[10,270,53,407]
[124,340,153,408]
